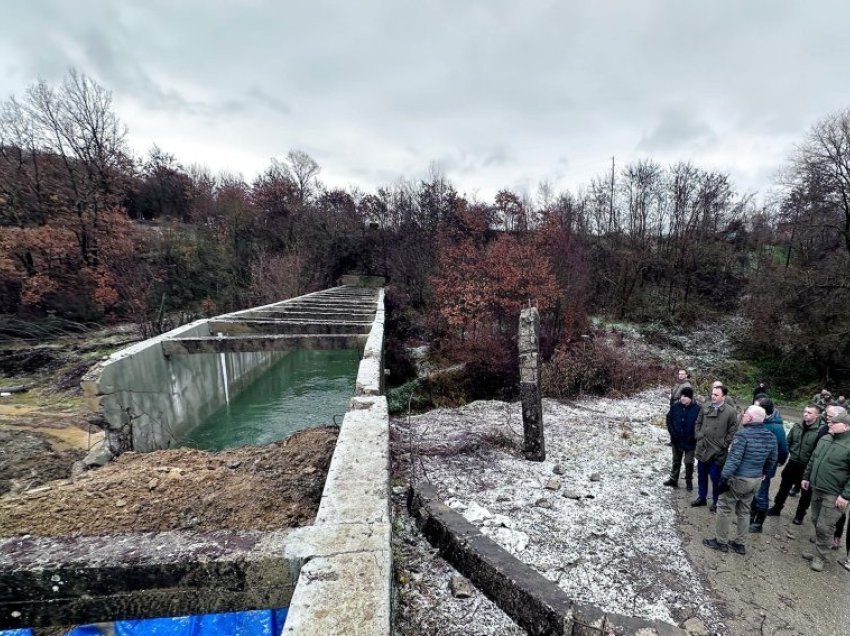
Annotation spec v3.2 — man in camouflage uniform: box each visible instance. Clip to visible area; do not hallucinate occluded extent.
[801,412,850,572]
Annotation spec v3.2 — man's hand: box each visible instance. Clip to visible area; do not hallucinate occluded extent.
[837,496,849,510]
[801,480,810,491]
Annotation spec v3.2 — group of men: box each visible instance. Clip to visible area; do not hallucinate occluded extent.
[665,370,850,572]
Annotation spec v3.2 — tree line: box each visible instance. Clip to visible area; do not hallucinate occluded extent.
[1,71,848,393]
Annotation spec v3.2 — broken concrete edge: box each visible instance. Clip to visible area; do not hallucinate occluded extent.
[282,396,391,634]
[0,530,296,629]
[407,482,686,636]
[356,289,385,396]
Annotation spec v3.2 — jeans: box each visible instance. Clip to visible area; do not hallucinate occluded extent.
[697,460,722,503]
[755,477,771,511]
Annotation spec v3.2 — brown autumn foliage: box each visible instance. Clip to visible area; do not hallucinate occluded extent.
[2,69,850,393]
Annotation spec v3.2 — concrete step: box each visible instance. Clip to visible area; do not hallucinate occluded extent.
[162,333,369,355]
[209,320,373,335]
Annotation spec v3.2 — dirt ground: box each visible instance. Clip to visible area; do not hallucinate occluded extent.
[0,426,338,536]
[0,325,339,537]
[673,478,848,636]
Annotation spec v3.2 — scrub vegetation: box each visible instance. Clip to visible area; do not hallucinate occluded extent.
[2,70,850,404]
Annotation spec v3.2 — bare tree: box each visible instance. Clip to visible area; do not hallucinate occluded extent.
[792,108,850,255]
[286,149,320,204]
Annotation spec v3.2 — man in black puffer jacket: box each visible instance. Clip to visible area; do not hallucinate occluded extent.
[664,387,700,490]
[703,405,777,555]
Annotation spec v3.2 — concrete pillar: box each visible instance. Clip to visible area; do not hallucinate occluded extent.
[518,307,545,461]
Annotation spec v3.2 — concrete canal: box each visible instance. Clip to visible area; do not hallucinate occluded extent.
[181,348,361,451]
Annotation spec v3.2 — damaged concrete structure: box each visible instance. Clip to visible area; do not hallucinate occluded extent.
[519,307,545,461]
[409,482,686,636]
[82,282,382,454]
[3,278,391,634]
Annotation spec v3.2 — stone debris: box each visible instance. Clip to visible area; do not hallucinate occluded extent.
[552,463,564,475]
[683,617,709,635]
[488,526,530,554]
[563,489,582,500]
[482,514,514,529]
[589,472,601,482]
[449,575,475,599]
[83,445,113,468]
[544,478,562,490]
[463,501,493,524]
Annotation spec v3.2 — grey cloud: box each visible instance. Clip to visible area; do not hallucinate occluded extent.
[4,0,850,200]
[436,146,516,176]
[248,88,291,115]
[79,25,195,112]
[638,109,718,153]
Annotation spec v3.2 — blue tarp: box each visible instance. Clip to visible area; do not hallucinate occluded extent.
[1,608,287,636]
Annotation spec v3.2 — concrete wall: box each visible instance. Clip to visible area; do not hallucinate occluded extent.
[76,287,392,635]
[83,288,370,453]
[283,289,391,636]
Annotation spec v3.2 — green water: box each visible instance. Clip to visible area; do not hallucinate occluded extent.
[181,349,361,451]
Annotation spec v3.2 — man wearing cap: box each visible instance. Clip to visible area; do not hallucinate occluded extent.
[801,411,850,572]
[664,386,699,490]
[703,405,777,555]
[693,385,739,510]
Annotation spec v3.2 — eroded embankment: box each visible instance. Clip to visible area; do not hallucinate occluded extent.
[0,426,338,537]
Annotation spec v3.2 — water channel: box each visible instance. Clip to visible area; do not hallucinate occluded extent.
[181,348,362,451]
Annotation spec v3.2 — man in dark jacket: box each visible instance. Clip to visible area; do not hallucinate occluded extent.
[703,405,778,555]
[693,385,738,510]
[749,397,788,532]
[767,404,823,522]
[801,411,850,572]
[664,387,699,490]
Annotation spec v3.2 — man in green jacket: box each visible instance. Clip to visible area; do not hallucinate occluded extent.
[693,385,739,510]
[801,412,850,572]
[767,404,824,523]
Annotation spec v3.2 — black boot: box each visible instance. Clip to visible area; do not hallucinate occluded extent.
[663,478,678,488]
[766,505,781,517]
[749,509,767,533]
[685,465,694,492]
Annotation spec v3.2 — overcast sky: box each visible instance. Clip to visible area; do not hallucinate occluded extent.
[2,1,849,201]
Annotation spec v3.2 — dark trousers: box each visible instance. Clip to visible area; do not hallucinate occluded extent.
[772,459,813,518]
[670,446,695,481]
[697,460,722,503]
